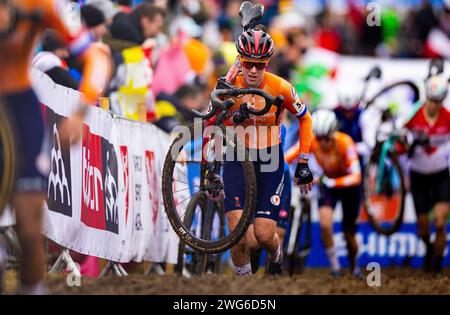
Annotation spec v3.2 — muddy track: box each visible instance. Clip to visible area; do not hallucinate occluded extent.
[40,268,450,295]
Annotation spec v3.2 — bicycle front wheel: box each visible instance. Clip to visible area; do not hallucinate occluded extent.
[364,150,406,236]
[204,199,226,273]
[176,191,208,276]
[162,124,256,254]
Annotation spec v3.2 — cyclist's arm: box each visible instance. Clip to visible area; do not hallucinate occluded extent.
[394,103,432,155]
[282,117,313,163]
[77,43,112,104]
[284,141,300,164]
[394,129,411,155]
[323,143,361,188]
[43,0,112,105]
[282,82,313,160]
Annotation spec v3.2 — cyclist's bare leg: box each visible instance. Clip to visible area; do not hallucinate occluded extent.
[432,202,449,272]
[246,223,284,263]
[417,214,431,243]
[343,230,358,273]
[226,210,251,275]
[245,224,260,251]
[276,227,286,248]
[416,213,434,270]
[13,193,46,294]
[319,206,340,272]
[319,207,334,248]
[246,222,283,251]
[253,217,280,262]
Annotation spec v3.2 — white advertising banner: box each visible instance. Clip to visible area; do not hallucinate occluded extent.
[32,69,181,263]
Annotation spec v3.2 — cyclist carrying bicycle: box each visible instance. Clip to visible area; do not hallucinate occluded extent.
[0,0,111,294]
[401,75,449,276]
[221,29,314,276]
[286,109,362,277]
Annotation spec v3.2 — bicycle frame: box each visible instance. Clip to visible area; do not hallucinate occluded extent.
[286,187,312,275]
[376,135,397,194]
[194,87,284,196]
[365,79,420,194]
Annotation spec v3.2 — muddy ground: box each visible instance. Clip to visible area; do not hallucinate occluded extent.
[4,267,449,295]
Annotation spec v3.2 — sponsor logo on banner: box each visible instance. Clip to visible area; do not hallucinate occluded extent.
[46,109,72,217]
[135,183,142,202]
[133,155,143,172]
[104,142,119,234]
[135,213,143,231]
[81,125,119,234]
[132,154,143,232]
[120,146,130,224]
[145,151,159,228]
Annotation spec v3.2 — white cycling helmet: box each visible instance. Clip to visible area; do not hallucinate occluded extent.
[337,83,362,110]
[312,109,338,137]
[425,75,448,102]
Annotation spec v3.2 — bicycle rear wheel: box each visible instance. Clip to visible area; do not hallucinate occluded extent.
[162,124,256,254]
[0,101,16,215]
[364,150,406,235]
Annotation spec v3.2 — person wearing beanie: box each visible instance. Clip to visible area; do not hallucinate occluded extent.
[81,4,108,40]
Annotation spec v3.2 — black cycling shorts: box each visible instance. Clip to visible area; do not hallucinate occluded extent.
[2,89,48,193]
[277,169,291,229]
[223,145,285,223]
[410,168,450,216]
[318,184,361,234]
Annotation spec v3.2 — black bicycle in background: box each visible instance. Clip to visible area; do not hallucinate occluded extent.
[284,188,312,276]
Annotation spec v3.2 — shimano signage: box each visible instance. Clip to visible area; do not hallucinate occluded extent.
[305,223,450,268]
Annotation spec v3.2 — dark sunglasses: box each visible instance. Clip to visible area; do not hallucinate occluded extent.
[241,61,267,70]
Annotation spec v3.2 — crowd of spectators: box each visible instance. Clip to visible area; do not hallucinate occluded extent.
[33,0,449,132]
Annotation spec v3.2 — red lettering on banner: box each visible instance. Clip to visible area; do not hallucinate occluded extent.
[81,125,106,230]
[120,146,130,224]
[145,151,159,228]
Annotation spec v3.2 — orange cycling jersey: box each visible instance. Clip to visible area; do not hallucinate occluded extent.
[286,131,361,188]
[223,72,313,153]
[0,0,111,104]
